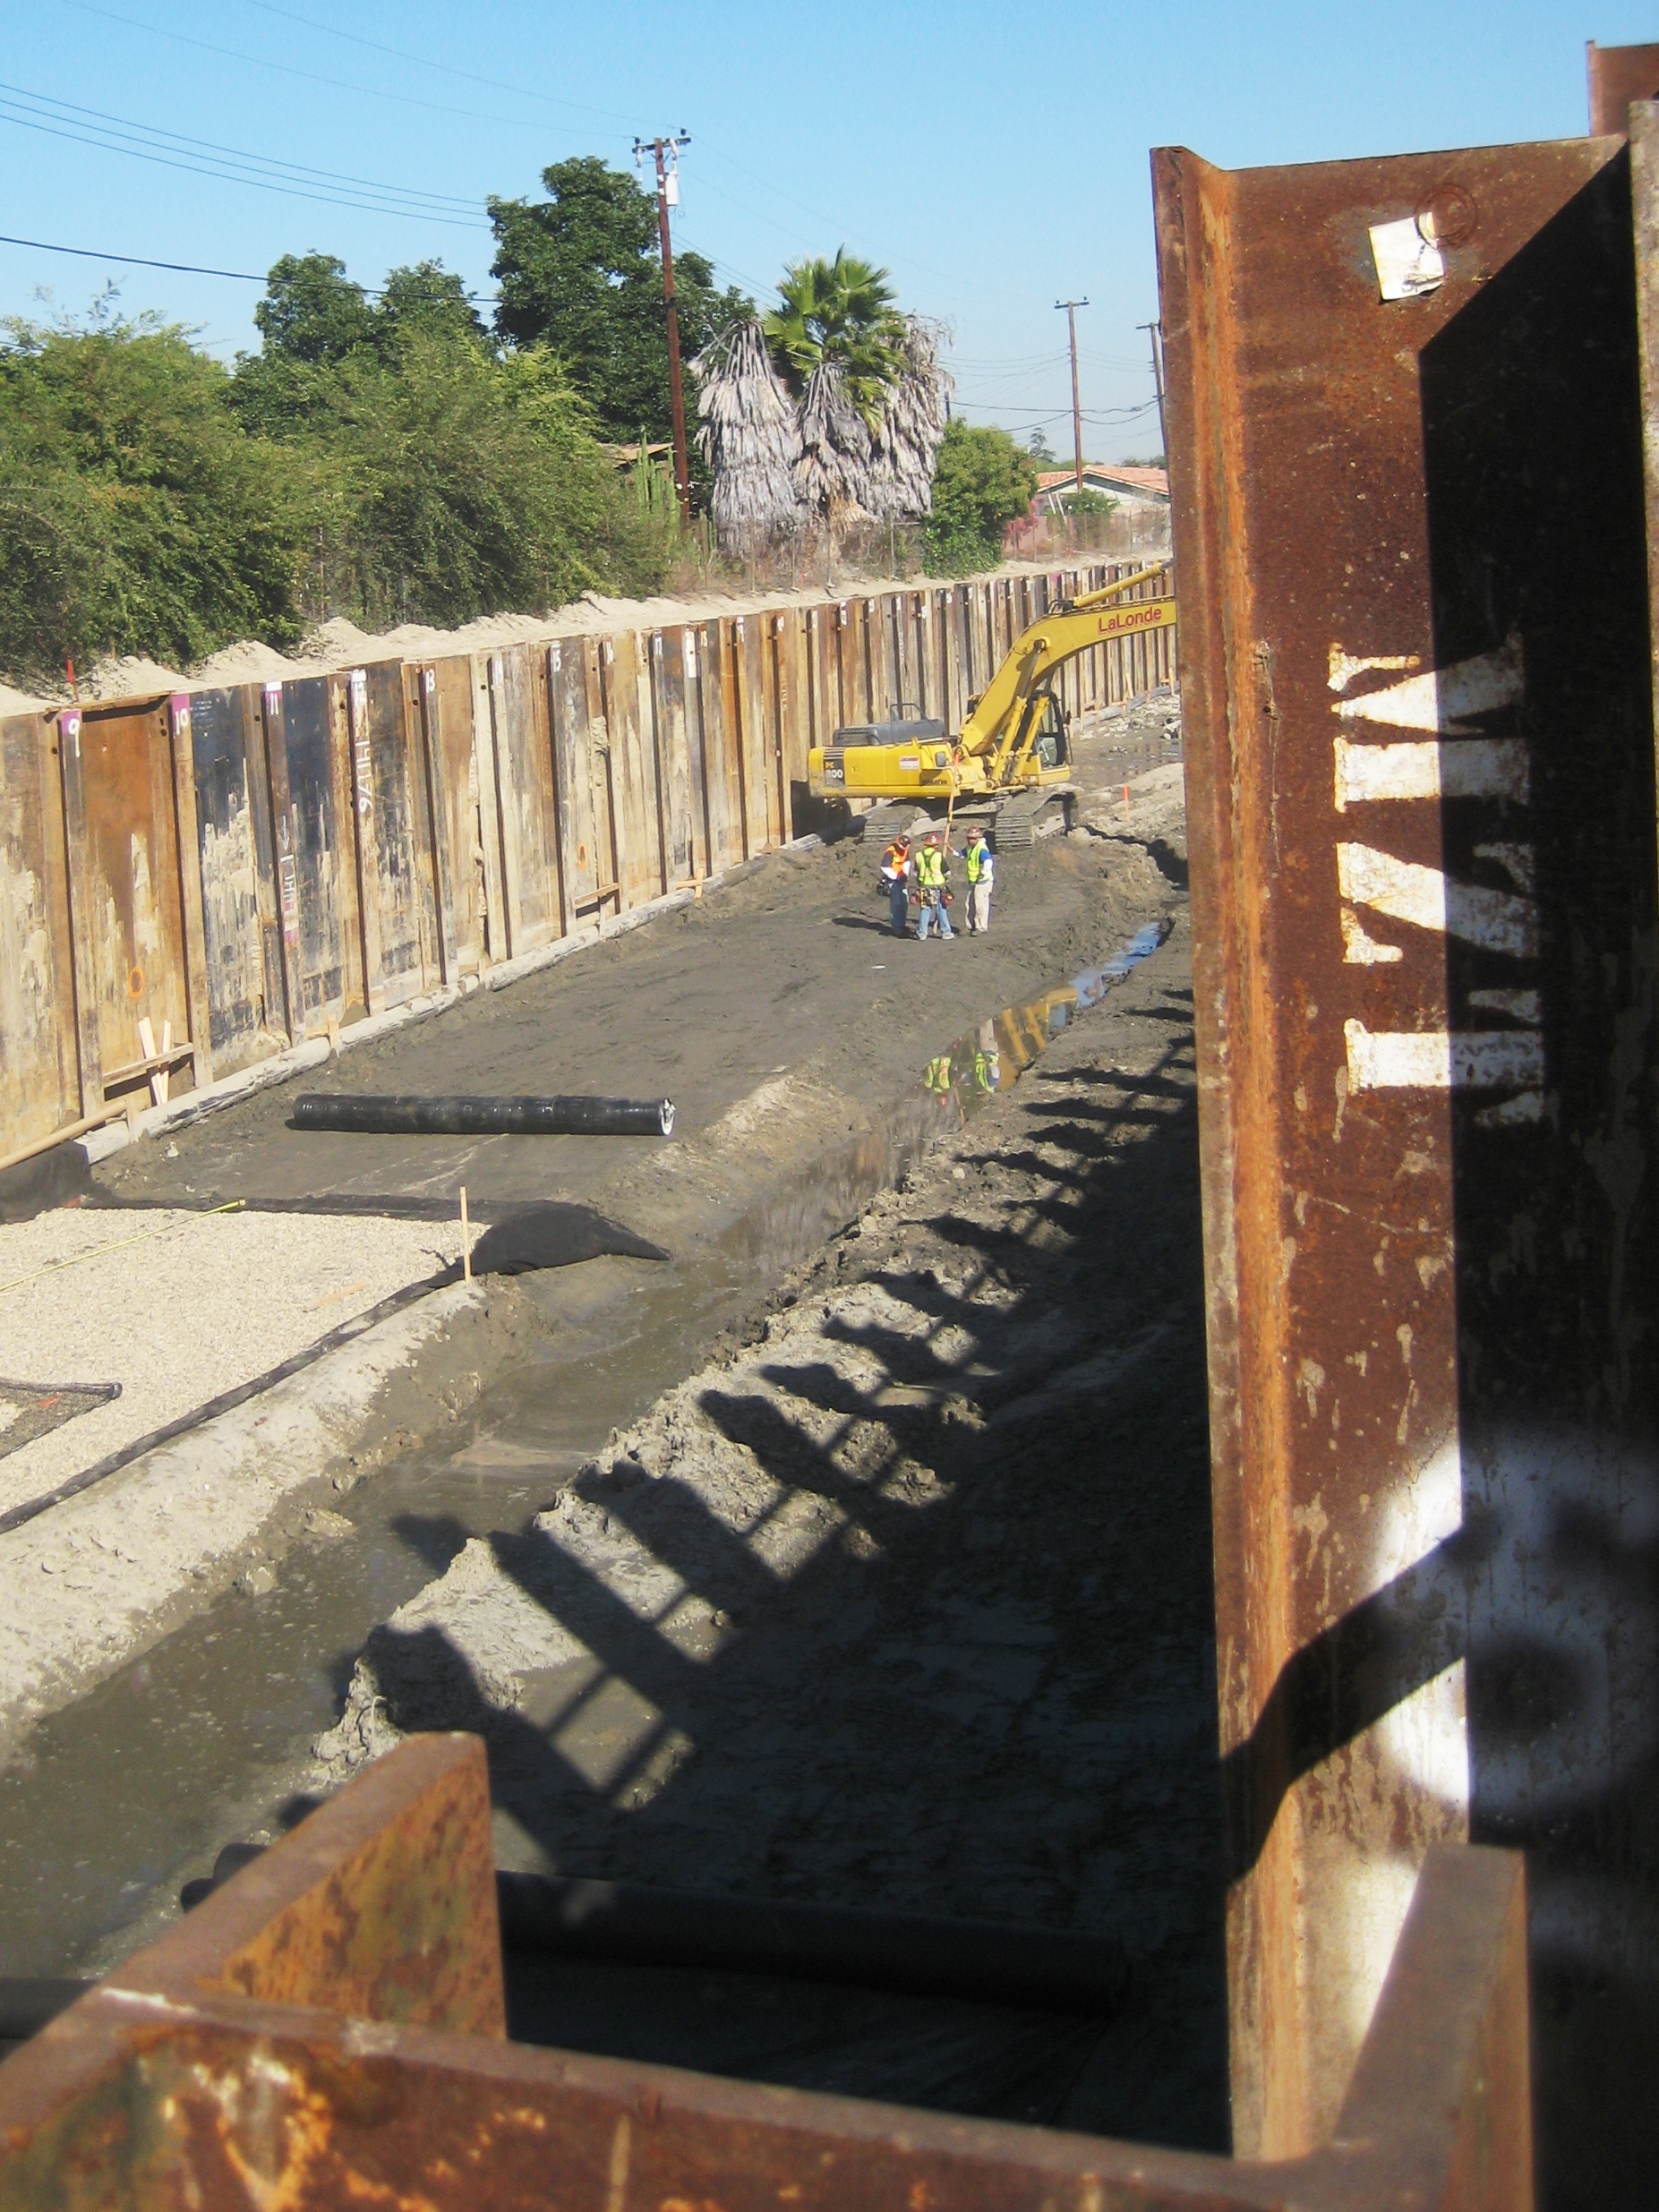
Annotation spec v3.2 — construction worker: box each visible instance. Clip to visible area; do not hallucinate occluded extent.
[880,831,913,937]
[964,826,994,935]
[914,831,954,943]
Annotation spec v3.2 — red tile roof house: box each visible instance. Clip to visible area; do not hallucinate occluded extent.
[1033,464,1169,514]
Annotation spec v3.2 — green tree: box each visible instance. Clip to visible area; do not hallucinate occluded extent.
[0,308,305,683]
[762,249,904,423]
[922,420,1037,575]
[1026,426,1058,467]
[375,260,487,353]
[489,157,748,444]
[316,336,672,628]
[254,252,374,365]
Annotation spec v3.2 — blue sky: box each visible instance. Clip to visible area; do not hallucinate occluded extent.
[0,3,1646,458]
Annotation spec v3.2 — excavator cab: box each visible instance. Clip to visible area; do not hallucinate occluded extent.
[1030,691,1070,772]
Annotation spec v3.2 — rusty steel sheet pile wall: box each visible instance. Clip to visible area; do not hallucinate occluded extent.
[0,1733,1532,2211]
[0,562,1168,1159]
[1156,90,1659,2208]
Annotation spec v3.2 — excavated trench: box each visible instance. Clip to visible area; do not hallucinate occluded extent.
[0,706,1223,2150]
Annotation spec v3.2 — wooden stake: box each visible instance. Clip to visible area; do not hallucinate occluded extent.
[460,1186,472,1283]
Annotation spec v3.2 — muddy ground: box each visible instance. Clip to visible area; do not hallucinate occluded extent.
[301,912,1227,2148]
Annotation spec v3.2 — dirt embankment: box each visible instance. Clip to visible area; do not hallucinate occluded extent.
[311,912,1227,2148]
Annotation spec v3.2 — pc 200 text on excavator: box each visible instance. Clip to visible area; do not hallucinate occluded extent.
[808,564,1176,839]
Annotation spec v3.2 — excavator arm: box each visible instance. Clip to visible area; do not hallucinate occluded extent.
[806,563,1176,806]
[960,562,1176,786]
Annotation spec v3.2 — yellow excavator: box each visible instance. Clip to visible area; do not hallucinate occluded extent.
[808,563,1176,846]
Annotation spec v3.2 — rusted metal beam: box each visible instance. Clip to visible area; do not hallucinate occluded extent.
[1587,39,1659,136]
[0,1737,1529,2210]
[1155,118,1659,2202]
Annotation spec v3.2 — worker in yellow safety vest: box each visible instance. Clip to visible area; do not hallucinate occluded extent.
[964,827,994,935]
[914,833,954,943]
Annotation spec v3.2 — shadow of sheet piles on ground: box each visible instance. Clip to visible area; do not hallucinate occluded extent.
[316,986,1228,2148]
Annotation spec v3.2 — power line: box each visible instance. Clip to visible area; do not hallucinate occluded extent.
[0,230,263,280]
[0,93,487,227]
[232,0,637,130]
[0,81,481,213]
[54,0,590,145]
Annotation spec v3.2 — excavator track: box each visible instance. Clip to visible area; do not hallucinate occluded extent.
[992,789,1067,850]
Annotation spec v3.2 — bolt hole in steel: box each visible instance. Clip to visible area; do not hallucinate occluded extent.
[1415,180,1479,248]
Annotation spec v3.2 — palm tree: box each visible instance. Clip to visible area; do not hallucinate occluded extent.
[691,259,953,555]
[762,250,906,424]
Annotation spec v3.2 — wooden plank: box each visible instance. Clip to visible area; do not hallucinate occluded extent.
[635,630,668,895]
[601,632,656,908]
[425,657,488,978]
[406,668,447,987]
[520,645,564,946]
[356,661,433,1003]
[652,629,697,886]
[483,654,524,955]
[343,669,385,1010]
[683,623,714,878]
[183,686,275,1072]
[773,611,808,839]
[699,620,740,869]
[548,638,594,920]
[916,590,939,723]
[466,655,508,962]
[0,713,81,1151]
[731,616,766,857]
[582,638,622,910]
[66,698,193,1101]
[56,711,104,1117]
[240,683,289,1044]
[269,675,355,1032]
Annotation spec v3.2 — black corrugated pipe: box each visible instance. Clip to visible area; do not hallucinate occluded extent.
[291,1095,676,1139]
[495,1873,1128,2017]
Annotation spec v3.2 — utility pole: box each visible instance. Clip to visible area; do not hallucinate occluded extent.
[1055,297,1089,495]
[1138,320,1168,464]
[636,131,693,529]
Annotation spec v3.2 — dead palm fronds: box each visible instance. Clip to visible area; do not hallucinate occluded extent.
[691,318,801,554]
[867,316,953,521]
[794,360,878,529]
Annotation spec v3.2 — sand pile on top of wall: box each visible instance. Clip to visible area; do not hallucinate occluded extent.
[1,552,1143,717]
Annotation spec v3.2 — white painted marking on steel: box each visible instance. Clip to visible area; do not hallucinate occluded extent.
[1337,842,1538,957]
[1334,737,1530,809]
[1468,986,1541,1022]
[1344,1021,1544,1091]
[1336,636,1522,733]
[1340,907,1403,964]
[1329,645,1421,692]
[1475,1090,1545,1126]
[1474,840,1535,892]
